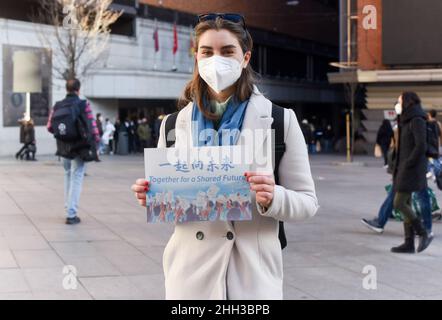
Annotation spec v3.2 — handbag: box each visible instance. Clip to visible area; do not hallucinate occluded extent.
[374,144,382,158]
[387,148,396,174]
[27,144,36,153]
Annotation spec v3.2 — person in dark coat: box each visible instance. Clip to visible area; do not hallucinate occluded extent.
[300,119,314,151]
[392,91,433,253]
[376,119,394,166]
[15,119,36,160]
[23,119,36,160]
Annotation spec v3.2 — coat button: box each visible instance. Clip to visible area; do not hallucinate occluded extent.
[196,231,204,240]
[226,231,234,240]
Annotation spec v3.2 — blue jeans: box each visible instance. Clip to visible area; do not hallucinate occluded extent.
[428,157,442,176]
[377,188,432,232]
[415,188,432,232]
[63,157,86,218]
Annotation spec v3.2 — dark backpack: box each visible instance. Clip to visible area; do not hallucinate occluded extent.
[51,99,83,142]
[163,103,288,250]
[51,98,97,162]
[426,121,440,159]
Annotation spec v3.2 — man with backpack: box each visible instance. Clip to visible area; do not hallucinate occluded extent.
[428,109,442,147]
[47,79,100,225]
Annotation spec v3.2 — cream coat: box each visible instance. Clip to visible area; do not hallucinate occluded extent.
[157,87,319,300]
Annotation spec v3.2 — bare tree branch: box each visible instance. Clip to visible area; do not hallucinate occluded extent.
[32,0,122,80]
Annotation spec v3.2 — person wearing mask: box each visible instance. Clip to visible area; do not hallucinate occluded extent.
[376,119,394,167]
[362,118,434,238]
[130,14,318,299]
[390,92,433,253]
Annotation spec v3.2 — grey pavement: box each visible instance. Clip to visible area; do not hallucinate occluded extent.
[0,153,441,300]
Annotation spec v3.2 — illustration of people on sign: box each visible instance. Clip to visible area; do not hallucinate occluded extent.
[146,183,251,223]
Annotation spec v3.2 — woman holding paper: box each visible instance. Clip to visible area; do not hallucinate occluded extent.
[131,14,319,299]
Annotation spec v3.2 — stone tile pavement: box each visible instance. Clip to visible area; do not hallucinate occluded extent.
[0,154,441,300]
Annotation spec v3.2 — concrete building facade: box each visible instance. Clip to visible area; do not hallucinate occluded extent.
[330,0,442,150]
[1,0,344,157]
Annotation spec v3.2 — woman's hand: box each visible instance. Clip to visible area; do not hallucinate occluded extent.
[245,172,275,209]
[131,179,149,207]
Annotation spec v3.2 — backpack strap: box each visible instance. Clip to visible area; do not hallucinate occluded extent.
[164,111,180,148]
[271,103,287,250]
[162,106,288,250]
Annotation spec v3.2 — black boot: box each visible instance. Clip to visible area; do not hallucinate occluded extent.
[391,222,415,253]
[411,218,433,253]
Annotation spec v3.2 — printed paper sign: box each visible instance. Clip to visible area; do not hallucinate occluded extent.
[144,146,252,223]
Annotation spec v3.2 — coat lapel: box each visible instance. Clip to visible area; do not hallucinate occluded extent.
[239,88,273,143]
[175,103,193,148]
[238,87,274,171]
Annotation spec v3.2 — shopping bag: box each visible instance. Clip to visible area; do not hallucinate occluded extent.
[385,184,440,221]
[374,144,382,158]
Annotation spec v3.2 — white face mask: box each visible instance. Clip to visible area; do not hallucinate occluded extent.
[394,103,402,115]
[198,55,244,94]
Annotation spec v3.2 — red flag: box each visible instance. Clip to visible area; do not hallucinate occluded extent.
[173,23,178,55]
[153,23,159,52]
[189,29,195,57]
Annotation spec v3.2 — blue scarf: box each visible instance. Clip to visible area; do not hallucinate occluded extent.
[191,98,249,146]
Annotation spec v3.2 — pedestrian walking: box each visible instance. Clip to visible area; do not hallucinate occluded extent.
[376,119,394,167]
[362,116,434,237]
[391,92,433,253]
[47,79,100,225]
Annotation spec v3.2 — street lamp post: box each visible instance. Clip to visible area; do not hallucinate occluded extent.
[328,0,359,163]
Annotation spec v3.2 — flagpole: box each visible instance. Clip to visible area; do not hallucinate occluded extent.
[172,22,178,72]
[153,18,158,70]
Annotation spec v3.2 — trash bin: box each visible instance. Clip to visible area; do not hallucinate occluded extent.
[117,131,129,155]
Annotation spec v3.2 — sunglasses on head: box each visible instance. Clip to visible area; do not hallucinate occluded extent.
[198,13,246,28]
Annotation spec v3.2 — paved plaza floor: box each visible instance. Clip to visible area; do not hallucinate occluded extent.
[0,154,441,299]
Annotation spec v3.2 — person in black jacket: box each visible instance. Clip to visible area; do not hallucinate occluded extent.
[392,92,433,253]
[376,119,394,166]
[15,118,36,160]
[47,79,100,225]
